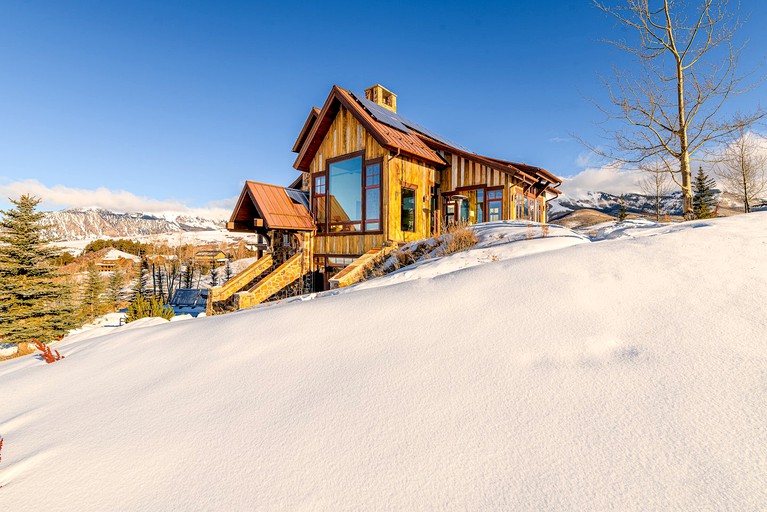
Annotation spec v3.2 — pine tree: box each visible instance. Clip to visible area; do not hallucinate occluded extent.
[618,195,628,222]
[133,259,149,299]
[693,167,718,219]
[0,195,76,344]
[125,294,175,323]
[80,263,106,321]
[183,262,194,289]
[224,260,233,283]
[106,270,124,311]
[210,264,219,287]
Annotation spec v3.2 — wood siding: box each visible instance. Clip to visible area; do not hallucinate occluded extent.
[308,106,387,174]
[387,155,436,242]
[438,151,545,222]
[314,234,386,256]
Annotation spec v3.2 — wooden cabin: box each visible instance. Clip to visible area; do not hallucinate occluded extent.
[223,83,561,302]
[193,250,228,267]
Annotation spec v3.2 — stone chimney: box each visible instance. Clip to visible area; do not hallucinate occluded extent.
[364,84,397,113]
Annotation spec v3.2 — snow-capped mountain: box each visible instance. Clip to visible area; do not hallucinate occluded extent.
[548,190,751,219]
[42,208,225,240]
[549,192,684,219]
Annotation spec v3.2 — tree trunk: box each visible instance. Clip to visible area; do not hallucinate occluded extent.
[742,172,750,213]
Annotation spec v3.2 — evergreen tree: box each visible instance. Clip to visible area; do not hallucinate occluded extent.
[210,264,219,287]
[155,265,165,302]
[618,195,628,222]
[80,263,106,321]
[224,260,233,283]
[133,260,149,299]
[693,167,718,219]
[0,195,76,344]
[125,294,175,323]
[183,262,194,289]
[106,270,124,311]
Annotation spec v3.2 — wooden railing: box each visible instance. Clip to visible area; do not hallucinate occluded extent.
[233,251,310,310]
[328,245,394,289]
[206,255,273,314]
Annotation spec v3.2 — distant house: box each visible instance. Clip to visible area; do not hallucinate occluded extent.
[96,249,141,272]
[169,288,208,317]
[212,83,562,312]
[194,250,227,267]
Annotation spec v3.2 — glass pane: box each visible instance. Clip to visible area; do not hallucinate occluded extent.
[365,221,380,231]
[401,188,416,232]
[460,198,469,222]
[489,199,502,221]
[477,202,484,223]
[314,175,326,195]
[329,157,362,224]
[314,196,326,223]
[365,187,380,225]
[366,164,380,186]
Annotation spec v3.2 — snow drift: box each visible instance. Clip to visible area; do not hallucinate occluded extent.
[1,215,766,510]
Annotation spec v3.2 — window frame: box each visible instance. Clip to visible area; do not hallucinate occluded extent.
[486,186,504,222]
[400,185,417,233]
[363,158,383,234]
[312,150,384,235]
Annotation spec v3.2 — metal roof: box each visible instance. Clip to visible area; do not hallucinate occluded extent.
[244,181,315,231]
[349,91,474,153]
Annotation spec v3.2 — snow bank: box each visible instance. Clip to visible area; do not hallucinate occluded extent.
[1,215,766,510]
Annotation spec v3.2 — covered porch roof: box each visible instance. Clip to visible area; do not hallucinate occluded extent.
[227,181,315,232]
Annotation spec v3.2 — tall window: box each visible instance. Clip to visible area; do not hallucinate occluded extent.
[515,191,524,220]
[328,156,363,231]
[364,162,381,231]
[488,189,503,222]
[401,187,416,232]
[313,174,326,230]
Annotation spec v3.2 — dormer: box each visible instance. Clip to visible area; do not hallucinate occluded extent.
[364,84,397,113]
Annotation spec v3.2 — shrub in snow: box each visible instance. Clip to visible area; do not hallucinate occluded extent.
[125,294,175,323]
[33,340,64,364]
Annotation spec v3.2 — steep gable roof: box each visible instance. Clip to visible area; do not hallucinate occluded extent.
[293,86,444,171]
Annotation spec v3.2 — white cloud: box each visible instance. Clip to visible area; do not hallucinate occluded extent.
[0,179,235,220]
[559,164,644,199]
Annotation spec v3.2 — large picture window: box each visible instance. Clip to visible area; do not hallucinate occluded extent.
[401,187,416,232]
[328,156,362,231]
[312,152,383,234]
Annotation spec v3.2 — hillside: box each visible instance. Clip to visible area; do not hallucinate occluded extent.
[1,215,766,510]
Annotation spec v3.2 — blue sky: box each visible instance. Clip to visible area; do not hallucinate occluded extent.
[1,0,765,215]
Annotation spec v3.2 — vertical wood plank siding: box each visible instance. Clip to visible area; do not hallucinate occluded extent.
[311,106,388,256]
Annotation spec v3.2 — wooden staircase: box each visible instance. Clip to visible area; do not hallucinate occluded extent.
[232,251,310,310]
[328,245,395,289]
[206,255,273,314]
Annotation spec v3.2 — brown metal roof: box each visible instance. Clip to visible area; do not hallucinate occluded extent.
[294,86,444,171]
[231,181,314,231]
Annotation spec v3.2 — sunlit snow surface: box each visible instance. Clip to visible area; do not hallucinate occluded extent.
[2,215,766,510]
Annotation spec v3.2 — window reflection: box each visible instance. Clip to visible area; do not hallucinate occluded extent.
[328,156,362,231]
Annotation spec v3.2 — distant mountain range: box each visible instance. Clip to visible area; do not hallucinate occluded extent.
[42,208,225,241]
[549,190,749,219]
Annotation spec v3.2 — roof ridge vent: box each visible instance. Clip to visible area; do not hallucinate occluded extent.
[364,84,397,113]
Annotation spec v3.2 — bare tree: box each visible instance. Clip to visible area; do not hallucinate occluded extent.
[639,160,675,220]
[714,125,767,212]
[590,0,763,219]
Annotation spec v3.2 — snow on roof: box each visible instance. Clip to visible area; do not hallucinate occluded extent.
[3,214,767,510]
[101,249,141,262]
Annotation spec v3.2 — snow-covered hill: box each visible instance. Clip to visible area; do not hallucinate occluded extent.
[2,215,766,510]
[41,208,224,240]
